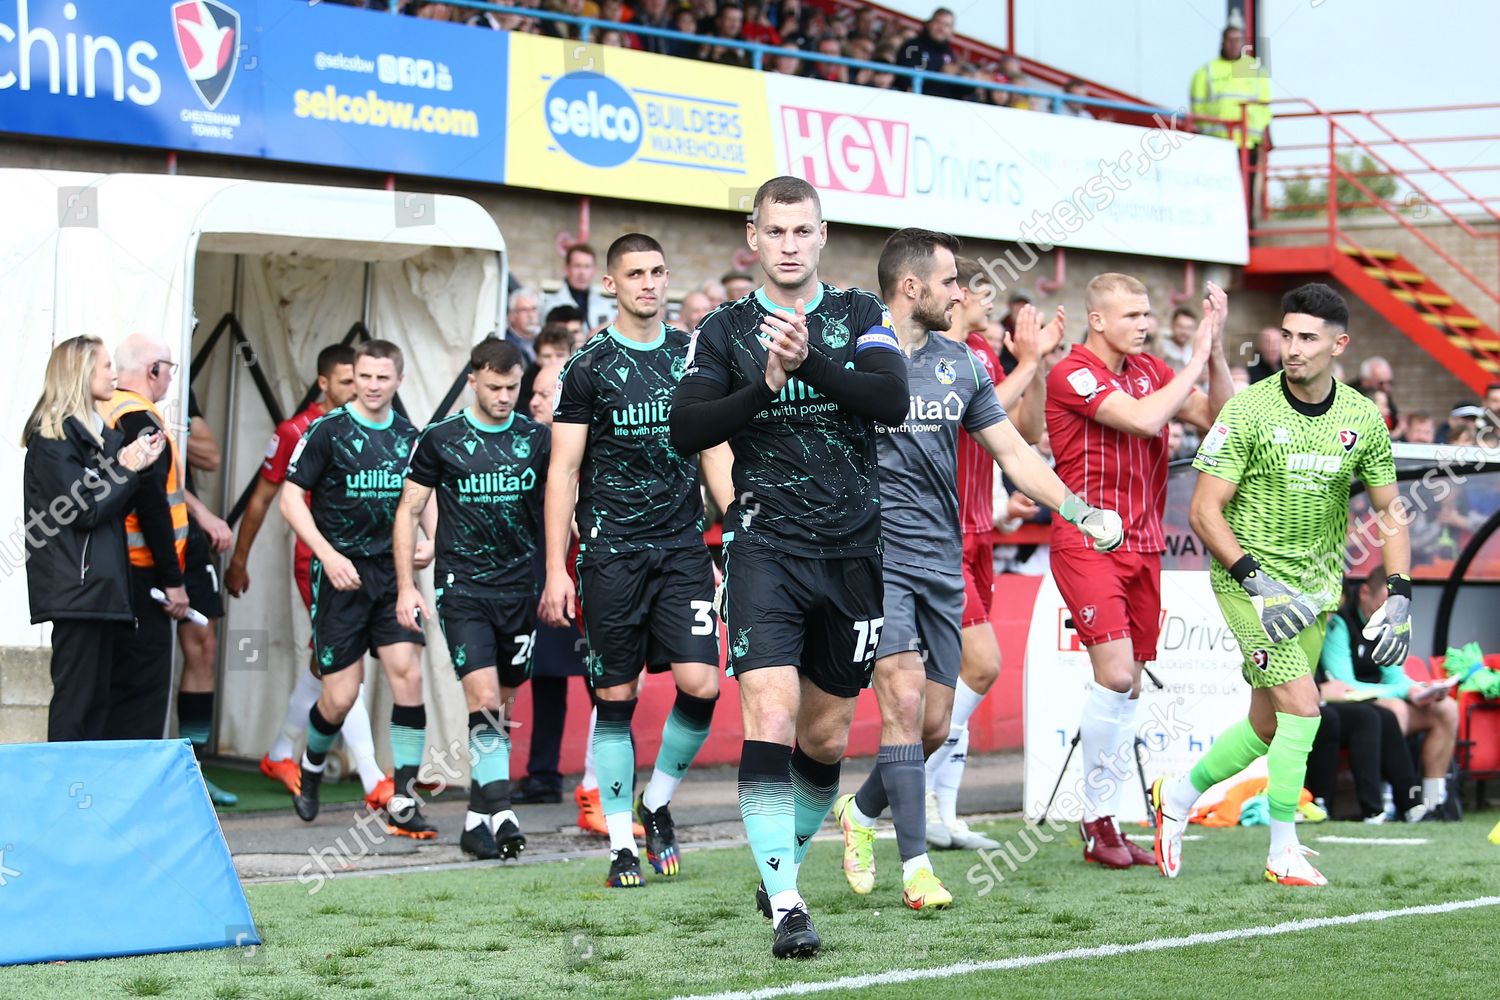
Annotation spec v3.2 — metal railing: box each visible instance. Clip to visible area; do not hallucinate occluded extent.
[1247,98,1500,313]
[375,0,1184,122]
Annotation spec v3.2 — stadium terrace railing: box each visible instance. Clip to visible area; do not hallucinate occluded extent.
[1246,98,1500,315]
[374,0,1184,123]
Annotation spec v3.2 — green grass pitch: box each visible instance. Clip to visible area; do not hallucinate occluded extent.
[4,816,1497,999]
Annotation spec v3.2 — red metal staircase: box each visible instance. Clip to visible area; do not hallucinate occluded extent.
[1249,242,1500,392]
[1242,100,1500,393]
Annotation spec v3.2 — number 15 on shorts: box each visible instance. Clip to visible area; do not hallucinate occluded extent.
[853,618,885,662]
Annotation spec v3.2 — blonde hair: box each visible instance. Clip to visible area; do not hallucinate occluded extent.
[22,336,106,447]
[1084,272,1148,314]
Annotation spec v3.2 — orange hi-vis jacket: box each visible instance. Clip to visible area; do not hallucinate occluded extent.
[104,389,188,571]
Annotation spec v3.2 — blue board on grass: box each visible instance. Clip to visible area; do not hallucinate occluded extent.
[0,739,257,966]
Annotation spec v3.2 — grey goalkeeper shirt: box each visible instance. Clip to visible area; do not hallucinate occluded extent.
[876,332,1006,572]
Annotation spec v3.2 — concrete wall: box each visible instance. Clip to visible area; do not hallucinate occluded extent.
[0,647,50,744]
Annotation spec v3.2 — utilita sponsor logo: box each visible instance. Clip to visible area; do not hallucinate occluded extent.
[780,106,908,197]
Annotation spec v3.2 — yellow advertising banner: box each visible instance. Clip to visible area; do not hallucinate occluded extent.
[505,34,775,212]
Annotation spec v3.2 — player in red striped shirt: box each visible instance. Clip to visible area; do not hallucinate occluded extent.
[222,345,392,810]
[1046,273,1232,869]
[925,257,1059,850]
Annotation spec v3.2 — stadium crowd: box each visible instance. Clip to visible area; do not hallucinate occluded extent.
[316,1,1102,113]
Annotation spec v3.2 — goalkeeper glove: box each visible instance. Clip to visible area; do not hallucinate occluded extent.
[1059,493,1124,553]
[1231,554,1320,643]
[1362,574,1412,666]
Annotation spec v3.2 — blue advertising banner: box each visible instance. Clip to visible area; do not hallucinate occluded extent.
[0,0,508,183]
[256,2,507,182]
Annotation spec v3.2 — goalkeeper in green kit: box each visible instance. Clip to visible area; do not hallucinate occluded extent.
[1152,283,1411,887]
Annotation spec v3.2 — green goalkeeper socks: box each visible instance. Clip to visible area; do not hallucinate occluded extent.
[1188,718,1270,794]
[1266,712,1320,823]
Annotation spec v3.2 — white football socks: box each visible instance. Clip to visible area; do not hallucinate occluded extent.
[1080,685,1131,820]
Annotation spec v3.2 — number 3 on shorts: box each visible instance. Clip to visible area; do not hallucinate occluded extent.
[852,617,885,662]
[690,600,716,636]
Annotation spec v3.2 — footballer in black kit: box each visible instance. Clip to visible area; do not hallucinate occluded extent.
[541,233,734,890]
[670,177,909,960]
[280,339,438,840]
[396,338,547,861]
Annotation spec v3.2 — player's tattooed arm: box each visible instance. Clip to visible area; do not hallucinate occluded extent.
[393,480,434,630]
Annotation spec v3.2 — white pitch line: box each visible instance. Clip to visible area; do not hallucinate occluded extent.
[1316,835,1430,846]
[671,896,1500,1000]
[1125,834,1202,843]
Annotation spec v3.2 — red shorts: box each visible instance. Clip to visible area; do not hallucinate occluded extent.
[294,543,313,611]
[961,530,995,629]
[1051,548,1162,662]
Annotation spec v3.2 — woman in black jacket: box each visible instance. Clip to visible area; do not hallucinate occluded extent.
[22,336,162,741]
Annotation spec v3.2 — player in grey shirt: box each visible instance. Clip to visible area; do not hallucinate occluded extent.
[834,229,1124,911]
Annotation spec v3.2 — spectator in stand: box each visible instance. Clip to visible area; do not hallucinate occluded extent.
[1166,420,1189,462]
[772,0,801,29]
[667,8,702,59]
[741,2,781,45]
[700,278,727,308]
[1477,382,1500,446]
[544,304,589,350]
[1229,364,1251,391]
[1061,78,1095,118]
[895,7,959,98]
[784,7,826,51]
[852,6,880,41]
[867,57,898,91]
[599,28,626,47]
[1159,305,1198,374]
[1362,386,1398,435]
[1321,575,1459,818]
[1359,355,1395,396]
[632,0,673,55]
[540,0,585,39]
[701,3,750,67]
[809,35,848,83]
[720,271,754,301]
[1246,325,1282,382]
[505,290,542,366]
[767,42,804,75]
[1402,411,1436,444]
[691,0,718,32]
[846,35,878,84]
[1440,402,1482,443]
[598,0,630,28]
[1307,666,1423,822]
[540,243,614,333]
[404,1,460,19]
[677,291,712,332]
[517,323,577,416]
[995,55,1041,110]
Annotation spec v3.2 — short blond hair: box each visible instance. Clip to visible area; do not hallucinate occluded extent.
[1084,272,1148,314]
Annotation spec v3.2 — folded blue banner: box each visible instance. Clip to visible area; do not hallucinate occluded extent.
[0,739,257,966]
[0,0,508,183]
